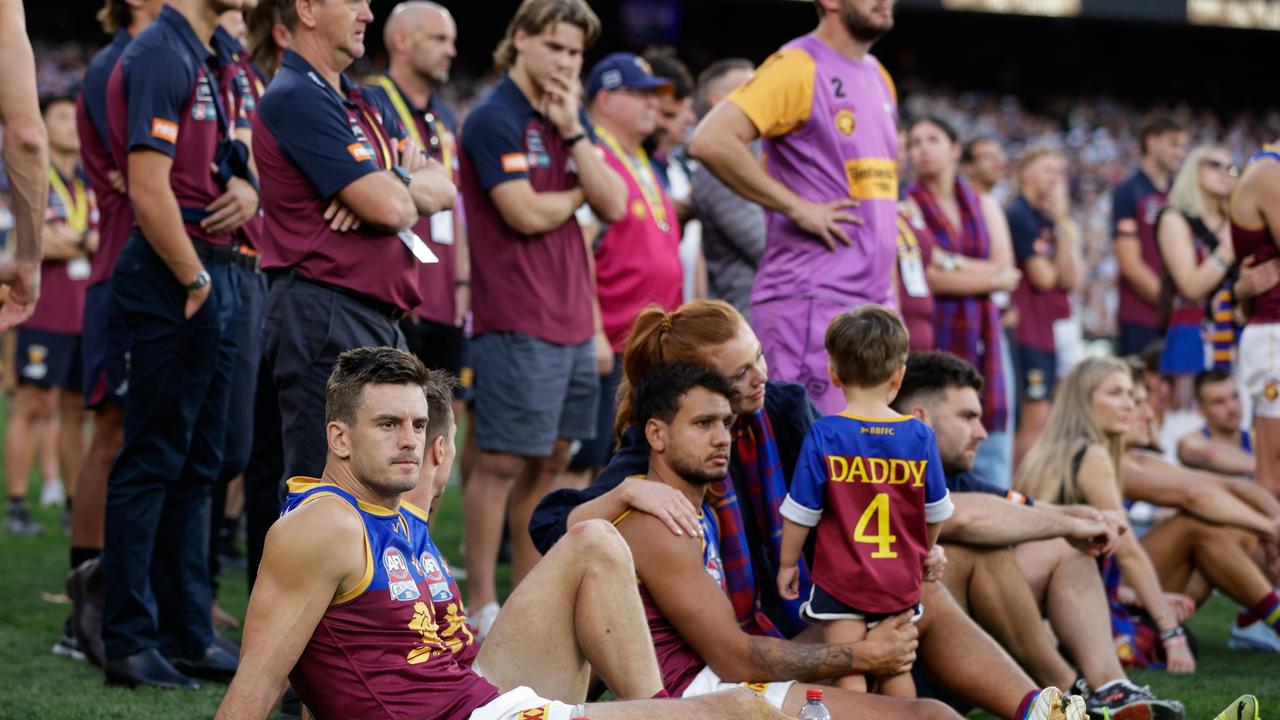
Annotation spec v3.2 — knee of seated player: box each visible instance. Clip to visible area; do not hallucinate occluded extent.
[912,697,965,720]
[694,688,780,719]
[562,518,635,572]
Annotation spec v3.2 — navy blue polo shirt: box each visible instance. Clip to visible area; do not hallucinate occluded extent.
[1007,194,1071,352]
[105,5,235,246]
[946,471,1035,506]
[459,75,596,346]
[78,29,134,285]
[252,49,423,311]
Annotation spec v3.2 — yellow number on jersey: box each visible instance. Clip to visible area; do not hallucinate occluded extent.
[853,493,898,559]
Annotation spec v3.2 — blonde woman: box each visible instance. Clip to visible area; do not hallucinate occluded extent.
[1015,358,1196,673]
[1155,144,1236,386]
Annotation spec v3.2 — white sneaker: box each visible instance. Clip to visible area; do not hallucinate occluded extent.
[1026,687,1088,720]
[40,478,65,508]
[1228,620,1280,652]
[471,601,500,641]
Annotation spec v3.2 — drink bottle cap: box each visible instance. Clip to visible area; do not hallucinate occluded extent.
[806,689,824,701]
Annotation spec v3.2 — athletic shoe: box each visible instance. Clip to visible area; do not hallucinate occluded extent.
[52,617,86,662]
[40,478,65,507]
[471,601,500,641]
[5,502,42,536]
[1227,620,1280,652]
[1212,694,1259,720]
[1085,679,1185,720]
[1026,687,1088,720]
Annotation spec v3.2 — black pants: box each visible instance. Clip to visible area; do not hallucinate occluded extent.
[100,235,243,661]
[262,274,406,486]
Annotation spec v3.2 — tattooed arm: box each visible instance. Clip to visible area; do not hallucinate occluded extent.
[618,511,917,683]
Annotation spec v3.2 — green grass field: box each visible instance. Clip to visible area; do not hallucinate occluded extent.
[0,451,1276,717]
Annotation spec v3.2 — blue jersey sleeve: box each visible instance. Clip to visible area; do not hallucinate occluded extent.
[259,84,381,201]
[1111,179,1138,236]
[461,104,528,191]
[1006,202,1041,263]
[920,426,954,523]
[780,425,828,527]
[124,45,193,157]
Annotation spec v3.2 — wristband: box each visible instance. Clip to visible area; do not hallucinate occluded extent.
[562,132,587,147]
[1159,625,1186,642]
[454,279,470,287]
[1210,253,1231,273]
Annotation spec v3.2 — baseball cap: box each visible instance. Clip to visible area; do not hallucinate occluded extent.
[586,52,674,100]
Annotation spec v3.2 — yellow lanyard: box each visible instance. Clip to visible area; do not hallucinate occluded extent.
[594,126,669,232]
[48,166,88,235]
[358,108,394,171]
[373,76,453,172]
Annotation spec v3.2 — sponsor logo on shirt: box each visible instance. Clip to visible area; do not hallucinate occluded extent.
[835,108,857,136]
[843,158,898,201]
[501,152,529,173]
[348,143,375,162]
[150,118,179,143]
[191,73,217,122]
[518,706,550,720]
[383,547,421,602]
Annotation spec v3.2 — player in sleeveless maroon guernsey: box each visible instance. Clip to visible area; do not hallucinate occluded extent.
[1231,141,1280,496]
[217,347,788,720]
[612,362,962,719]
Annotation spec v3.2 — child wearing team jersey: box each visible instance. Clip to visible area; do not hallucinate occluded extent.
[776,306,954,696]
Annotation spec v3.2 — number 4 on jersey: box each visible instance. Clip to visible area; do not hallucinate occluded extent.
[853,493,898,558]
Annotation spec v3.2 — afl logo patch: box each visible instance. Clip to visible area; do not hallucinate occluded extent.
[835,108,856,136]
[384,547,420,602]
[420,554,446,583]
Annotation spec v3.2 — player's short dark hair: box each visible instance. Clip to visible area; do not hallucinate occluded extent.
[424,369,460,445]
[39,94,76,117]
[643,46,693,100]
[961,137,1000,164]
[892,351,985,413]
[1139,116,1183,156]
[695,57,754,116]
[97,0,132,35]
[825,306,909,388]
[326,347,430,426]
[632,362,734,428]
[907,115,959,145]
[1193,368,1233,400]
[493,0,601,74]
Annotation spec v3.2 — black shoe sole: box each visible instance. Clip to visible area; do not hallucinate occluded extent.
[104,670,199,690]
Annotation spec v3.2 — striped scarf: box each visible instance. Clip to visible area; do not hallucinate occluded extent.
[908,177,1009,431]
[708,409,803,639]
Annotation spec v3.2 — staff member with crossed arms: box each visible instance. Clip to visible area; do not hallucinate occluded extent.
[251,0,455,487]
[375,1,470,414]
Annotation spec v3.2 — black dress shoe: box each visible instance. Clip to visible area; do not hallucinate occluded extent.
[104,649,199,690]
[169,641,238,683]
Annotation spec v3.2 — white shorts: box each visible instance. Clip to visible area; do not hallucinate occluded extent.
[469,687,582,720]
[1239,324,1280,419]
[680,665,795,709]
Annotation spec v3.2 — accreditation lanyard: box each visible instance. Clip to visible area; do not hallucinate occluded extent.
[373,76,453,172]
[307,70,394,170]
[594,126,670,233]
[49,167,89,235]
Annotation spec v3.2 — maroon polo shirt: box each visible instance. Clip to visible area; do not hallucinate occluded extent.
[78,29,134,286]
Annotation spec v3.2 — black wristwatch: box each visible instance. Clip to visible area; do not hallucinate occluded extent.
[185,270,211,292]
[392,166,413,186]
[562,132,587,147]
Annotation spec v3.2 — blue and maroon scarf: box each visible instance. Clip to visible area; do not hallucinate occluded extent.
[908,177,1009,432]
[707,409,806,639]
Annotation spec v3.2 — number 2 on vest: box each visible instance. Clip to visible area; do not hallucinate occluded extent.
[853,493,898,558]
[830,77,846,98]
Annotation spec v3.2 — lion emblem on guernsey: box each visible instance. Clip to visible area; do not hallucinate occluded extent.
[835,108,856,136]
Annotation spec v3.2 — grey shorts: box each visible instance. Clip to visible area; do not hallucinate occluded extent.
[471,332,598,457]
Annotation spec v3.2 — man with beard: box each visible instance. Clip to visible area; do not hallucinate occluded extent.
[1176,369,1253,476]
[612,362,1084,720]
[690,0,899,414]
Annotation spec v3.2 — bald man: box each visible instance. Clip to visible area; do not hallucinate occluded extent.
[373,1,470,429]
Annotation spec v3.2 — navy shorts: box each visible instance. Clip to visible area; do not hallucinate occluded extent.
[401,316,467,397]
[17,327,82,392]
[570,353,623,471]
[801,582,923,626]
[81,279,130,408]
[1014,343,1057,404]
[471,332,598,458]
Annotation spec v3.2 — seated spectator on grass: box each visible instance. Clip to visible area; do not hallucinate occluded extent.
[1176,369,1254,476]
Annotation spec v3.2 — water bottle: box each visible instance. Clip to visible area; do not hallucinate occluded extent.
[797,688,832,720]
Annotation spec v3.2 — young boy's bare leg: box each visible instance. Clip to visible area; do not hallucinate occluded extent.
[821,618,868,693]
[876,669,917,698]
